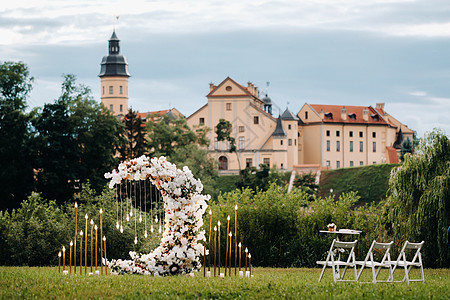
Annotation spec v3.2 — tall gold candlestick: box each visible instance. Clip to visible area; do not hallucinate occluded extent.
[79,230,83,275]
[94,225,98,270]
[62,246,66,271]
[103,236,107,275]
[84,214,88,275]
[214,226,217,277]
[225,216,230,276]
[203,237,206,277]
[208,210,212,272]
[69,241,73,274]
[228,232,232,276]
[100,208,103,275]
[249,253,252,277]
[245,247,248,272]
[74,202,77,273]
[235,205,238,276]
[90,219,94,272]
[218,221,221,275]
[238,242,241,271]
[58,251,61,273]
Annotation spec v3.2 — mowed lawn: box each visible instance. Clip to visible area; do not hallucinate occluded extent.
[0,267,449,299]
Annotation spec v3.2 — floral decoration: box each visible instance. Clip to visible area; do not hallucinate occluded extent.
[104,155,210,276]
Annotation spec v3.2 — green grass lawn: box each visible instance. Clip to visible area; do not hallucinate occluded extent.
[0,267,449,299]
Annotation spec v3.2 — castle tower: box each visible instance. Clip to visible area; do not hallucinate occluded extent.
[99,30,130,117]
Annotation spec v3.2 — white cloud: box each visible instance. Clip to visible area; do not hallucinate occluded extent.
[409,91,427,97]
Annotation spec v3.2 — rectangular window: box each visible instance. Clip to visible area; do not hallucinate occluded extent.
[119,86,123,94]
[360,161,364,166]
[239,126,244,133]
[359,131,363,138]
[326,140,330,151]
[280,140,283,146]
[214,138,219,150]
[226,103,232,111]
[288,139,292,146]
[326,160,330,167]
[305,111,308,119]
[295,139,297,145]
[360,141,363,152]
[120,104,123,112]
[109,86,113,94]
[102,86,105,95]
[373,161,377,165]
[350,161,354,167]
[239,137,245,149]
[373,142,376,152]
[288,124,291,130]
[336,161,340,169]
[199,117,205,125]
[254,116,259,124]
[246,158,252,168]
[326,130,330,137]
[349,131,353,137]
[336,131,340,137]
[350,141,353,152]
[336,141,340,152]
[109,104,113,112]
[372,132,376,138]
[263,158,270,166]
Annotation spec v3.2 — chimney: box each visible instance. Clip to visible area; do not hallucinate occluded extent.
[341,107,347,121]
[362,108,369,122]
[209,83,216,92]
[376,103,385,110]
[319,109,325,119]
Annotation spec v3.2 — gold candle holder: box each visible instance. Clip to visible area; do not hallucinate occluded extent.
[84,214,88,275]
[90,219,94,272]
[69,241,73,274]
[58,251,61,273]
[74,202,77,274]
[208,210,212,272]
[238,242,241,271]
[245,247,248,273]
[62,246,66,271]
[103,236,107,275]
[218,221,221,276]
[225,216,230,276]
[249,253,252,277]
[100,208,103,275]
[235,205,238,276]
[94,224,98,271]
[214,226,217,277]
[228,232,232,276]
[203,237,206,277]
[79,230,83,275]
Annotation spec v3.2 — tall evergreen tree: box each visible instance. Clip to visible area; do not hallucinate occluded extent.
[0,61,34,210]
[119,108,147,160]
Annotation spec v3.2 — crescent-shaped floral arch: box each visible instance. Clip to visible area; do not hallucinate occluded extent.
[104,155,209,275]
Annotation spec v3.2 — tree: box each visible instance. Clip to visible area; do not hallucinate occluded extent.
[31,74,124,203]
[119,109,147,160]
[400,137,413,162]
[0,61,34,210]
[384,128,450,267]
[215,118,241,170]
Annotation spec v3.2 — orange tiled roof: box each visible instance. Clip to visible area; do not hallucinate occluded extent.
[386,146,399,164]
[310,104,388,125]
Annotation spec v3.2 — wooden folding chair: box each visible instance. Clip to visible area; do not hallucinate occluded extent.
[355,240,393,283]
[317,239,358,283]
[390,241,425,284]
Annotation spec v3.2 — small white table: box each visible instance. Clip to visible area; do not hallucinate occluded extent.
[319,229,362,240]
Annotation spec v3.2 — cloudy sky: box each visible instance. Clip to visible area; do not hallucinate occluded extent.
[1,0,450,137]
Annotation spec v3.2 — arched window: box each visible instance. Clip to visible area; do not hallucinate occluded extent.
[218,156,228,170]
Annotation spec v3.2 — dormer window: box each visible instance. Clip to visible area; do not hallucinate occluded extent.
[348,113,356,120]
[324,112,333,119]
[371,114,379,121]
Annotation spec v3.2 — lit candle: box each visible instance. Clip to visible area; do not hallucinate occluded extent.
[62,246,66,271]
[90,219,94,272]
[245,247,248,273]
[74,202,77,274]
[100,208,103,275]
[79,230,83,275]
[58,251,61,273]
[69,241,73,274]
[214,226,217,277]
[203,237,206,277]
[218,220,221,276]
[208,209,212,272]
[249,253,252,277]
[225,216,230,276]
[84,214,88,275]
[103,236,107,275]
[228,232,232,276]
[238,242,242,271]
[235,204,238,276]
[94,224,98,271]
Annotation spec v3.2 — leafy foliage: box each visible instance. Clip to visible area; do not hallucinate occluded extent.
[215,118,236,152]
[384,129,450,267]
[238,164,289,192]
[119,108,147,160]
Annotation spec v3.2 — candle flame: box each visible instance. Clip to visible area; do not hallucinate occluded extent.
[155,216,158,223]
[245,247,248,253]
[139,216,142,223]
[229,232,232,237]
[218,221,221,226]
[214,226,217,231]
[134,237,137,244]
[151,225,154,233]
[70,241,73,246]
[209,209,212,215]
[116,221,119,229]
[248,253,251,258]
[144,231,148,238]
[238,242,241,247]
[58,251,61,257]
[120,225,123,233]
[235,205,238,210]
[85,214,88,219]
[80,230,83,236]
[126,215,130,222]
[62,246,66,252]
[100,208,103,214]
[94,225,98,230]
[90,219,94,225]
[75,202,78,208]
[227,215,230,221]
[103,236,106,241]
[130,210,133,217]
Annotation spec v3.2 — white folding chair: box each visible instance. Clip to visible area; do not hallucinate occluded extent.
[317,239,358,283]
[355,240,393,283]
[390,241,425,284]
